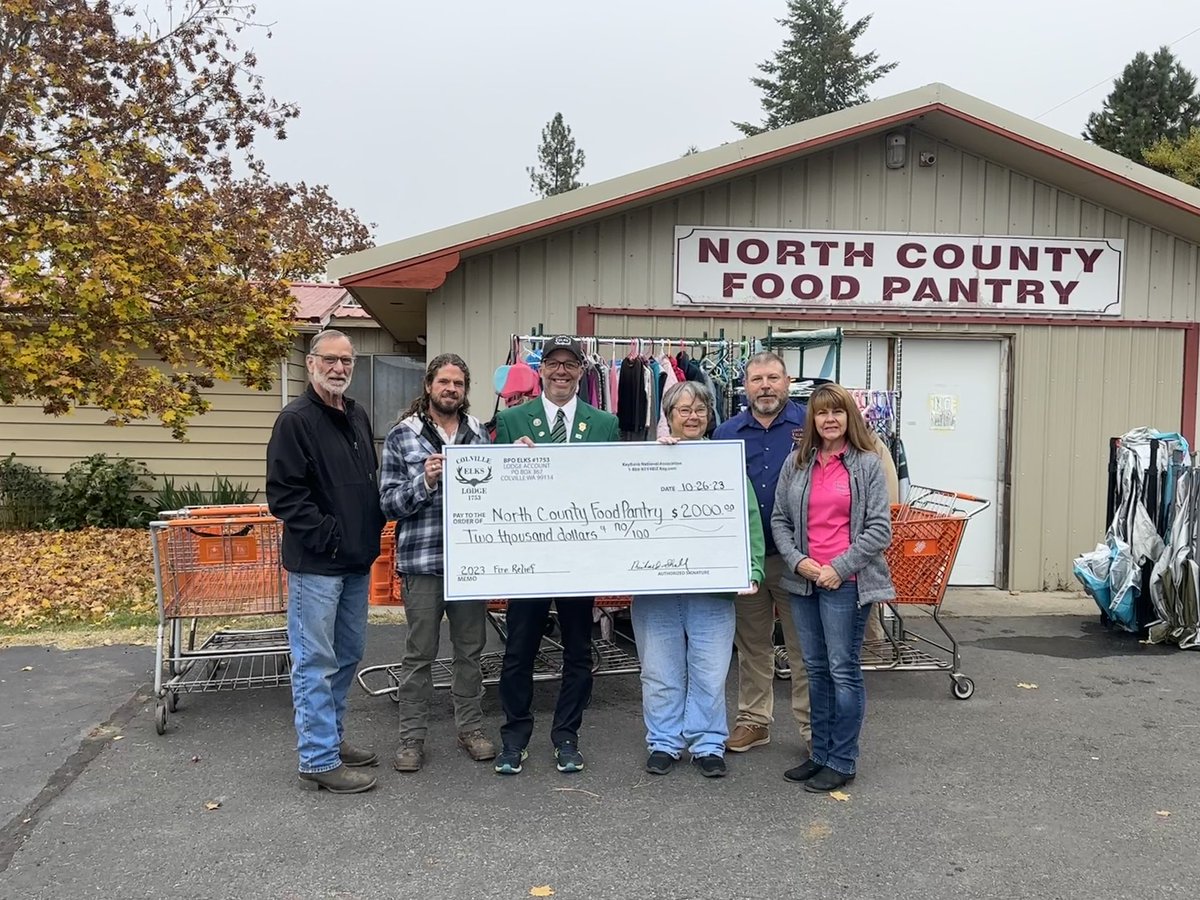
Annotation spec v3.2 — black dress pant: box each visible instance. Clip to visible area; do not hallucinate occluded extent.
[498,597,595,749]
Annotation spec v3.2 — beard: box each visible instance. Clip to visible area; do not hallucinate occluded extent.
[751,393,784,416]
[312,370,351,396]
[430,393,463,417]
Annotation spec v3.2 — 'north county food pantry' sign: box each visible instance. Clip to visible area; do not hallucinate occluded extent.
[673,226,1124,315]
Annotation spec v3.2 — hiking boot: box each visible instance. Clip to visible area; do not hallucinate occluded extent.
[339,740,378,768]
[298,765,377,794]
[494,747,528,775]
[392,738,426,773]
[645,751,675,776]
[804,766,855,793]
[554,741,585,773]
[783,758,822,783]
[725,723,770,752]
[692,754,727,778]
[457,729,497,761]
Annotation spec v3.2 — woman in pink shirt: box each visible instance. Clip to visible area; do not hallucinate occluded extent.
[769,384,894,793]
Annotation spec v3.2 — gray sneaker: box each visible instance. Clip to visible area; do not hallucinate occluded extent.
[392,738,426,773]
[457,729,497,761]
[298,765,377,794]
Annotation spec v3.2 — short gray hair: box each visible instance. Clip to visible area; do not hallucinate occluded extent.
[745,350,787,374]
[661,381,715,421]
[309,329,354,356]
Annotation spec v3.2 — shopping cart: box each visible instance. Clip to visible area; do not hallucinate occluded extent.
[355,526,641,699]
[149,505,290,734]
[860,485,991,699]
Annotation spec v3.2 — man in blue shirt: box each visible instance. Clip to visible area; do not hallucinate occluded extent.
[713,351,810,755]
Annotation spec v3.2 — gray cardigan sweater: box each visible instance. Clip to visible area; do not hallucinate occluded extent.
[770,444,896,605]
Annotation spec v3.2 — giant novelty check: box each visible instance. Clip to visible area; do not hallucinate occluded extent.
[442,441,753,601]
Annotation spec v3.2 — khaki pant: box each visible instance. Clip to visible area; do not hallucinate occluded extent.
[734,553,810,745]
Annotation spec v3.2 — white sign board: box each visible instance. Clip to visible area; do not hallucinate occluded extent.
[442,442,753,601]
[673,226,1124,315]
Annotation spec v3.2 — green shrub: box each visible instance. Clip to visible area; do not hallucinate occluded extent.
[154,475,259,512]
[0,454,59,530]
[51,454,154,530]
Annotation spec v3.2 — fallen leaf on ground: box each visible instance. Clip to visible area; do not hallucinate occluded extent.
[829,790,851,802]
[204,801,221,811]
[20,666,33,672]
[112,735,124,742]
[1156,810,1171,817]
[529,887,555,897]
[1017,682,1038,690]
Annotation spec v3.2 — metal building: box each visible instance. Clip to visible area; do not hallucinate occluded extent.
[329,83,1200,592]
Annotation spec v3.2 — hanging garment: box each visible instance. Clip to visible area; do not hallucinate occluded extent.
[618,357,648,434]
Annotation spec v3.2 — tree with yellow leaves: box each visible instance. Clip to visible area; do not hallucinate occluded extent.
[1144,129,1200,188]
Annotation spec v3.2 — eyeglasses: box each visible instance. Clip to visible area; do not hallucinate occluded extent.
[311,354,355,368]
[541,359,581,372]
[673,406,709,418]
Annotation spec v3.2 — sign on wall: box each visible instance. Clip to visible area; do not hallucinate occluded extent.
[673,227,1124,315]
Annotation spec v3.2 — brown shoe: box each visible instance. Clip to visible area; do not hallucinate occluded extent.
[339,740,378,768]
[725,723,770,752]
[457,729,497,761]
[298,765,377,793]
[392,738,426,773]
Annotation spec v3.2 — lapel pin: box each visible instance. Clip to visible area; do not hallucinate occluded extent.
[538,432,545,437]
[533,418,542,426]
[578,423,587,432]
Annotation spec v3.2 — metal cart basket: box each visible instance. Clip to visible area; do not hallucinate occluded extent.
[861,486,991,699]
[149,505,291,734]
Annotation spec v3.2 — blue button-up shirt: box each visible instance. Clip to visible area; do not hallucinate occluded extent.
[713,400,806,555]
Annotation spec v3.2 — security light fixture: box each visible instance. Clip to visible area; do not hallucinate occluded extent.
[885,132,907,169]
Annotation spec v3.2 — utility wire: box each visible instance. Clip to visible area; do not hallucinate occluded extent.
[1034,23,1200,121]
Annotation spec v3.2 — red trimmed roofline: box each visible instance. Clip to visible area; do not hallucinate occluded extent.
[341,102,1200,290]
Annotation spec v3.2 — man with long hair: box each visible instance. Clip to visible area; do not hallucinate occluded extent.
[380,353,496,772]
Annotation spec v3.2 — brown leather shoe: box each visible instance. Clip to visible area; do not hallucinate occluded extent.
[392,738,426,772]
[457,729,497,761]
[298,765,377,793]
[725,723,770,752]
[339,740,378,767]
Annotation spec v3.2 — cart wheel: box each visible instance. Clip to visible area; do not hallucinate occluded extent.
[951,677,975,700]
[165,690,178,713]
[154,701,168,735]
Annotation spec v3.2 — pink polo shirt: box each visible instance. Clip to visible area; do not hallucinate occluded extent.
[807,451,852,567]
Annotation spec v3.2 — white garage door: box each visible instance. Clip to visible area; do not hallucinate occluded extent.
[897,339,1003,586]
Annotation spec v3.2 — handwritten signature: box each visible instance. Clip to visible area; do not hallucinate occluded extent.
[629,558,692,572]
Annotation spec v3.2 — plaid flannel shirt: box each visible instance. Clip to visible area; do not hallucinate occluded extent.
[379,412,489,575]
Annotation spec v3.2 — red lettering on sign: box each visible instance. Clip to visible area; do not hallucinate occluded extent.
[737,239,769,265]
[722,272,746,297]
[1075,247,1103,273]
[897,243,925,268]
[1016,280,1045,303]
[882,276,910,301]
[933,244,965,269]
[913,278,943,302]
[777,240,805,265]
[1044,247,1072,271]
[1011,246,1038,270]
[984,278,1012,302]
[790,274,823,300]
[753,273,785,299]
[812,240,837,266]
[699,237,728,264]
[972,245,1002,270]
[948,278,978,303]
[844,242,873,266]
[1051,280,1079,304]
[830,276,860,301]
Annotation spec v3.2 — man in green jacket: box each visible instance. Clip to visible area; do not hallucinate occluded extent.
[493,335,620,776]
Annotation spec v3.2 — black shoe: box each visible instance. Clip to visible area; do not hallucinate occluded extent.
[804,765,855,793]
[783,759,822,783]
[555,741,585,773]
[645,751,676,775]
[493,747,528,775]
[692,754,727,778]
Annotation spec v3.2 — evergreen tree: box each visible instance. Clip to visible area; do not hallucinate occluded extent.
[1084,47,1200,164]
[527,112,586,197]
[1143,128,1200,186]
[733,0,897,137]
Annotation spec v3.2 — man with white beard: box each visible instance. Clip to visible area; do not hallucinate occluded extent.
[267,329,386,794]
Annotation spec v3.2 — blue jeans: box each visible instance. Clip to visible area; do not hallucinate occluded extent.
[631,594,735,758]
[790,582,869,776]
[287,571,369,773]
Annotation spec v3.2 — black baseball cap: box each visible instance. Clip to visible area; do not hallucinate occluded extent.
[544,335,585,362]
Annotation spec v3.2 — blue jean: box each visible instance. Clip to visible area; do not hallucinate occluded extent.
[287,571,369,773]
[790,582,869,776]
[631,594,735,758]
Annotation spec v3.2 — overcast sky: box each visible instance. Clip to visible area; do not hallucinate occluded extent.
[245,0,1200,246]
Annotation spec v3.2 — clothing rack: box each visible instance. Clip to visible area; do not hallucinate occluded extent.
[514,334,753,354]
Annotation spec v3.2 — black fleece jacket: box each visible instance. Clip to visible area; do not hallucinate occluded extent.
[266,386,385,575]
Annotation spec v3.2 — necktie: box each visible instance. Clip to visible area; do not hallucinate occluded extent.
[550,408,567,443]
